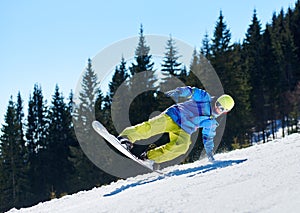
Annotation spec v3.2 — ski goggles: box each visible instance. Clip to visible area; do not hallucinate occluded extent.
[215,101,227,113]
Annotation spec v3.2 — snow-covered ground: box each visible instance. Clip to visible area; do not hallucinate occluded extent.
[8,133,300,213]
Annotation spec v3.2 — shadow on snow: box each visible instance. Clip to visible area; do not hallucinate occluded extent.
[104,159,247,197]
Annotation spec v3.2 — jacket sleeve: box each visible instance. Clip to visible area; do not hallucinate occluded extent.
[201,119,218,154]
[167,86,211,101]
[191,87,211,102]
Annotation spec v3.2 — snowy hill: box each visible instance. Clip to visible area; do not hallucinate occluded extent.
[8,133,300,213]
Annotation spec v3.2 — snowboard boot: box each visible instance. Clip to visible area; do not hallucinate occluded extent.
[139,144,160,170]
[117,136,133,151]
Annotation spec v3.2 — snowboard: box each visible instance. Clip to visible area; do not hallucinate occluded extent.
[92,121,155,171]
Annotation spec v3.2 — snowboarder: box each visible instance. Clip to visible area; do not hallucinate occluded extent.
[117,86,235,167]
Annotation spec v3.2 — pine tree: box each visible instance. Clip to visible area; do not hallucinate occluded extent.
[209,11,233,150]
[73,58,100,142]
[210,10,232,93]
[72,58,100,186]
[14,92,30,206]
[261,24,281,139]
[71,58,114,192]
[128,25,158,125]
[104,56,130,134]
[16,92,25,145]
[63,90,81,194]
[25,84,49,202]
[78,58,100,115]
[46,85,73,197]
[26,84,48,154]
[66,90,78,147]
[108,57,129,100]
[200,32,211,57]
[243,10,267,142]
[158,35,185,110]
[0,97,28,211]
[161,35,182,77]
[130,25,154,77]
[225,44,252,147]
[211,11,232,58]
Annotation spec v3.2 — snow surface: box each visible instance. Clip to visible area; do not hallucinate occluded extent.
[8,133,300,213]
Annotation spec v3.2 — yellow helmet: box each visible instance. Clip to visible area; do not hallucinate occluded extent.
[216,94,235,112]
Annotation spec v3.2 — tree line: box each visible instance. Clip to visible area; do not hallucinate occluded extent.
[1,1,300,211]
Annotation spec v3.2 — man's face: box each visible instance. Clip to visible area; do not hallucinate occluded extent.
[215,101,228,115]
[215,105,224,115]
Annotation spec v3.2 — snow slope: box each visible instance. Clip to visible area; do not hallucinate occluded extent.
[8,133,300,213]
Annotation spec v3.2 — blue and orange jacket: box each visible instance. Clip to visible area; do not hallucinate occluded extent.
[164,86,218,154]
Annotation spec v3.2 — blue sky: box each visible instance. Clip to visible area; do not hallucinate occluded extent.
[0,0,296,125]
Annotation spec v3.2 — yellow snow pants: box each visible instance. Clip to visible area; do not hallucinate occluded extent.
[119,114,191,163]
